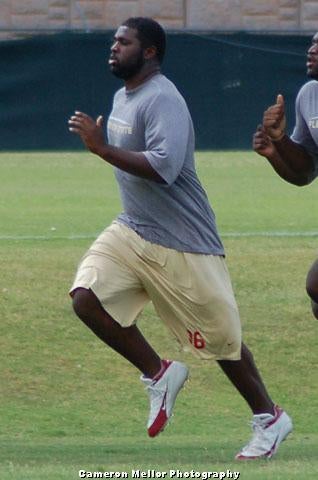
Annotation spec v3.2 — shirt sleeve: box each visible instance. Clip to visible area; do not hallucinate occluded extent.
[142,92,191,186]
[291,87,318,180]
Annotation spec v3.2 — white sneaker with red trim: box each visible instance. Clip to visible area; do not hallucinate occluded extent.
[235,405,293,460]
[141,360,189,438]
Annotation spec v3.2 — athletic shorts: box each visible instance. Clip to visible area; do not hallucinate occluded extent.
[70,221,242,360]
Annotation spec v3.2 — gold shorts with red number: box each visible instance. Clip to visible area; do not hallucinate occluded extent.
[70,221,242,360]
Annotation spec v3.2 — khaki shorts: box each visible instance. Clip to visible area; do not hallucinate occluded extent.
[70,221,242,360]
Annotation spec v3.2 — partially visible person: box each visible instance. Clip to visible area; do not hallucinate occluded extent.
[253,32,318,319]
[68,17,292,460]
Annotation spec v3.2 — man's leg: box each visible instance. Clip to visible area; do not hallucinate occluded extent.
[72,287,161,377]
[72,287,189,437]
[218,342,292,460]
[306,258,318,319]
[217,342,274,415]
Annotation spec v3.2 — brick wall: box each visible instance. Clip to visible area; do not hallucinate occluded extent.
[0,0,317,33]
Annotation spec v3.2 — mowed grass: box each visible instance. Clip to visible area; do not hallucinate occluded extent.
[0,151,318,479]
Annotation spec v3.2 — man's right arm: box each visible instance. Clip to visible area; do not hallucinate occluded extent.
[271,133,314,182]
[254,94,315,186]
[253,126,310,186]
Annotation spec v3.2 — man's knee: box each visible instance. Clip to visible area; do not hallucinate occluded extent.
[71,287,100,320]
[305,260,318,319]
[310,300,318,320]
[306,260,318,303]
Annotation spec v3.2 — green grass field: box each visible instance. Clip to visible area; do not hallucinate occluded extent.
[1,151,318,479]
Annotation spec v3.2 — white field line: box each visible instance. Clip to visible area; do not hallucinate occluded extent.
[0,231,318,241]
[223,231,318,238]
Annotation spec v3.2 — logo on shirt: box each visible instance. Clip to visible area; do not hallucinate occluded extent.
[108,116,133,135]
[309,116,318,129]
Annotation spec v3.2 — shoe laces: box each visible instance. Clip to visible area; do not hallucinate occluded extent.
[252,417,268,434]
[144,381,167,421]
[146,381,166,403]
[243,416,272,450]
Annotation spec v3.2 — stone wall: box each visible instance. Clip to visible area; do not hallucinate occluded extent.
[0,0,317,33]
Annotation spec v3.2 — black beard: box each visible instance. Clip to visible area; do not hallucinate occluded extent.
[308,70,318,80]
[111,53,145,80]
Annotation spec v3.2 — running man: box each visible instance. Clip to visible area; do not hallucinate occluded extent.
[253,32,318,319]
[69,17,292,459]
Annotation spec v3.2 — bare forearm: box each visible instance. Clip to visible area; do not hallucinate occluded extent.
[265,148,310,186]
[94,143,165,183]
[272,134,314,179]
[68,111,164,183]
[260,94,314,184]
[253,125,311,185]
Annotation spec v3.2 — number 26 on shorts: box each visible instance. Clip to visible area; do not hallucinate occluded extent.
[187,329,205,349]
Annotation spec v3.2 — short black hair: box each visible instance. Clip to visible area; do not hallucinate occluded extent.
[122,17,166,64]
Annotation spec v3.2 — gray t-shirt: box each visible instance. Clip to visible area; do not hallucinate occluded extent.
[291,80,318,180]
[107,73,224,255]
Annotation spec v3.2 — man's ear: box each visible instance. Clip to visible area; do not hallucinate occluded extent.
[144,46,157,60]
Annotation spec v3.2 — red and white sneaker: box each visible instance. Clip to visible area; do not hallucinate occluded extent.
[235,405,293,460]
[141,360,189,438]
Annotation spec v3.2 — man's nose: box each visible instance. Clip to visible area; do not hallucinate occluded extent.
[111,41,119,52]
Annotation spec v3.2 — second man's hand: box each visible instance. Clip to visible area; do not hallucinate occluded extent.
[263,94,286,141]
[68,111,105,154]
[253,124,276,158]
